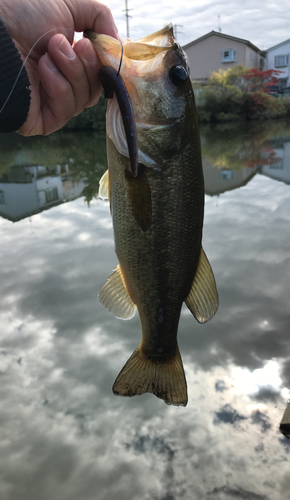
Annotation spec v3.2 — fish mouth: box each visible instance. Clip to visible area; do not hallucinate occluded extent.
[84,24,175,75]
[84,26,176,175]
[85,24,183,168]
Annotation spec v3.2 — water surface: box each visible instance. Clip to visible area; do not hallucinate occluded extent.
[1,121,290,500]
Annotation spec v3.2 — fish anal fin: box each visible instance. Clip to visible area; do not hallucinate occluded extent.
[98,264,136,319]
[185,247,219,323]
[98,169,111,200]
[113,345,188,406]
[125,166,152,232]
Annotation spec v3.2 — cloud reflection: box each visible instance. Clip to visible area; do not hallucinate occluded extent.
[1,159,290,498]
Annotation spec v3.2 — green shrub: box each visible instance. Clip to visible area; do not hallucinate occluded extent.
[196,65,290,122]
[197,84,244,122]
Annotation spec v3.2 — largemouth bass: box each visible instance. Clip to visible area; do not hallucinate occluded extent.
[87,24,218,406]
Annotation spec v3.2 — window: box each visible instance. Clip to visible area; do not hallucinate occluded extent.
[221,170,233,180]
[221,49,236,63]
[269,160,283,170]
[274,55,288,67]
[250,53,254,61]
[45,187,58,203]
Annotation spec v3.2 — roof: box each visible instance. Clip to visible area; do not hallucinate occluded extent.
[266,38,290,53]
[183,30,264,54]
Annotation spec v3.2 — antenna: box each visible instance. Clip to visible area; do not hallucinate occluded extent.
[218,14,222,32]
[173,24,183,41]
[123,0,133,39]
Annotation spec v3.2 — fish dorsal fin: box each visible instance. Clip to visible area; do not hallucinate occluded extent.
[185,247,218,323]
[98,170,110,200]
[125,166,152,232]
[98,265,136,320]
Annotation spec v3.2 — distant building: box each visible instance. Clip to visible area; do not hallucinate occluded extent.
[0,164,87,222]
[183,31,266,82]
[266,38,290,89]
[260,134,290,184]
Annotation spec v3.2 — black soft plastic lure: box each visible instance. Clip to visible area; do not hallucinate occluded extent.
[99,65,138,177]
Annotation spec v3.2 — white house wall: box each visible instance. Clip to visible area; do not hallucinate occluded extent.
[266,41,290,87]
[261,143,290,183]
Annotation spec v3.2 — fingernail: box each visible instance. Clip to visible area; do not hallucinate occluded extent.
[58,36,75,59]
[44,53,60,73]
[82,39,97,65]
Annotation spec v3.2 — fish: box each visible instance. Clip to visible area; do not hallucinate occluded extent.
[86,24,218,406]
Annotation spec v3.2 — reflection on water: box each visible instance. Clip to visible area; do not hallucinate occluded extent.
[1,121,290,499]
[201,120,290,195]
[0,131,107,221]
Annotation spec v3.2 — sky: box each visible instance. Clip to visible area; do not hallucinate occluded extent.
[105,0,290,51]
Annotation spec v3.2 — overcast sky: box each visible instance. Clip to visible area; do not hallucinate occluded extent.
[106,0,290,50]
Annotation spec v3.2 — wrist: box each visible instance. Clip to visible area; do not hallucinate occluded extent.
[0,17,31,133]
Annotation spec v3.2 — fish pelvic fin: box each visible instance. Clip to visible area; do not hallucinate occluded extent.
[185,246,219,323]
[98,169,110,200]
[99,265,136,319]
[113,345,188,406]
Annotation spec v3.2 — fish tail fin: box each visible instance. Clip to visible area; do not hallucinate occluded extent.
[113,345,188,406]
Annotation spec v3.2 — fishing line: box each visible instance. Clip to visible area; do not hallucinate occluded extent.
[117,42,124,77]
[0,27,74,116]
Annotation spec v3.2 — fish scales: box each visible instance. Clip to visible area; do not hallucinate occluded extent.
[87,23,218,406]
[111,141,203,356]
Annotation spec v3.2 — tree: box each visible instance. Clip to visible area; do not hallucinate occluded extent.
[209,64,250,88]
[241,68,282,93]
[196,64,290,122]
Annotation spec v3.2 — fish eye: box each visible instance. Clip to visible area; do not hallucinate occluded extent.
[169,65,188,86]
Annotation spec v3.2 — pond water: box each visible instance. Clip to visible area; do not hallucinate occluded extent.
[1,120,290,500]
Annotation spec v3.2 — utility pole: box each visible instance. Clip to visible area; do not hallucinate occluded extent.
[173,24,183,41]
[218,14,222,32]
[123,0,133,39]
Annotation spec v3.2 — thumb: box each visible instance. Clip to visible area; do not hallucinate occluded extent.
[66,0,119,40]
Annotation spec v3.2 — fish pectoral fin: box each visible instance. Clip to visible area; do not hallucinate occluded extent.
[113,345,188,407]
[98,169,110,200]
[98,265,136,320]
[125,166,152,232]
[185,247,219,323]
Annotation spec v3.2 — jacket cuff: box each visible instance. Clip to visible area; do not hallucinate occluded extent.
[0,17,31,133]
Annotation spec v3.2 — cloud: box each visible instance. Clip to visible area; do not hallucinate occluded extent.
[108,0,290,49]
[2,136,290,499]
[215,379,228,392]
[251,410,272,433]
[213,403,247,425]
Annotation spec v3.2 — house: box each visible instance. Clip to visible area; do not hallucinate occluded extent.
[183,31,266,82]
[266,39,290,89]
[0,164,87,222]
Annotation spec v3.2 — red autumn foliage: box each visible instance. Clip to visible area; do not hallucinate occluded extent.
[242,68,282,92]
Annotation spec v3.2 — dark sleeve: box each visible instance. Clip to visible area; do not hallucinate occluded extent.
[0,17,31,133]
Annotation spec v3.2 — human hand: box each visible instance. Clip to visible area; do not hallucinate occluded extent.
[0,0,119,135]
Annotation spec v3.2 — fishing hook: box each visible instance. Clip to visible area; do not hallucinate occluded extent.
[117,43,124,77]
